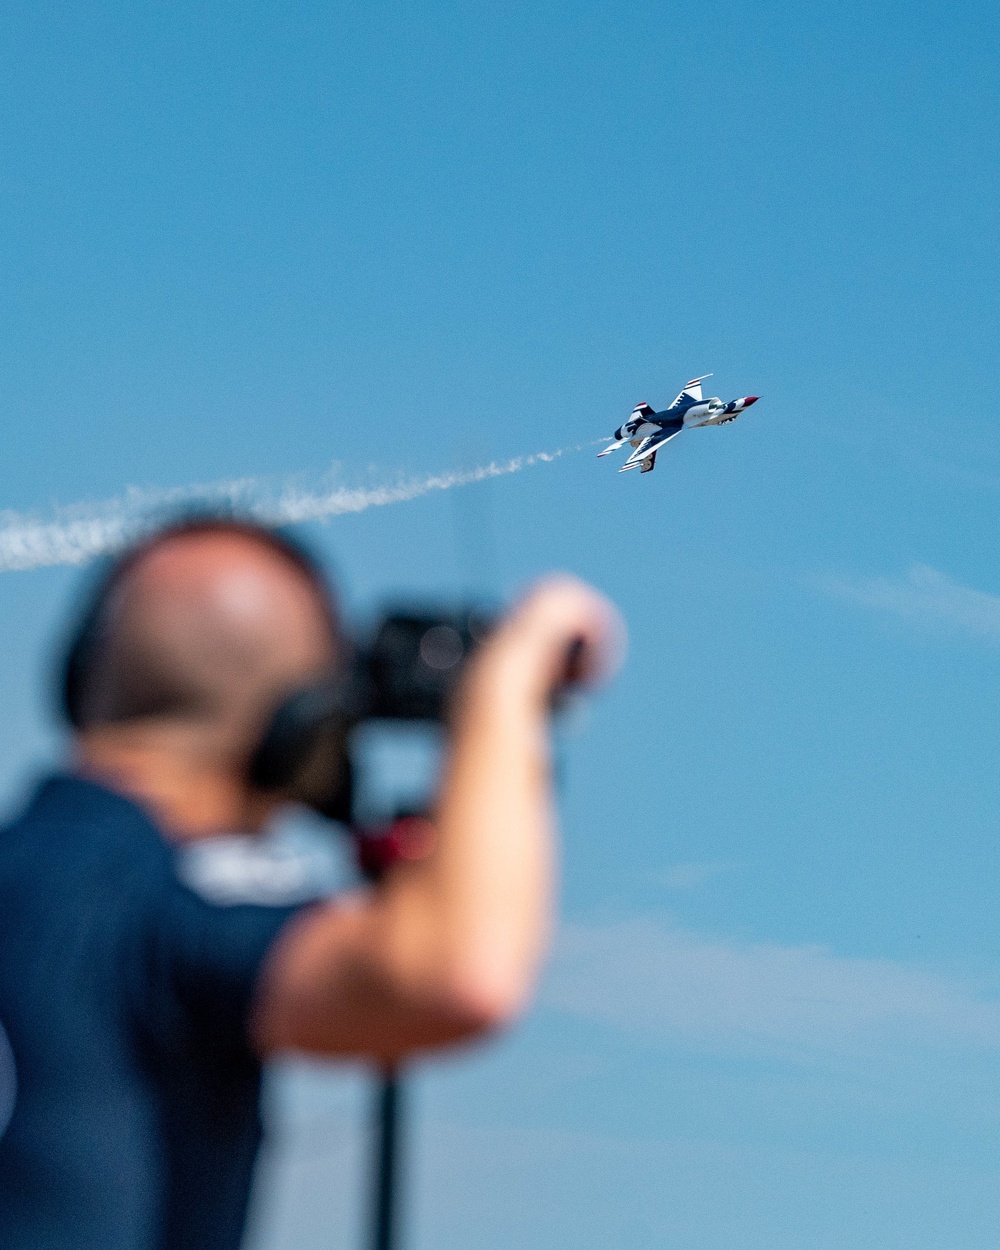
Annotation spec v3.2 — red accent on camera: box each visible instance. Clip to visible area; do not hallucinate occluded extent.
[354,815,438,880]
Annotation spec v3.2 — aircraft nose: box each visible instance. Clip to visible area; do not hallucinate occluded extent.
[743,396,759,406]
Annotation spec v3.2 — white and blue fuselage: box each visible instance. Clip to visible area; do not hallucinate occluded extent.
[598,374,759,474]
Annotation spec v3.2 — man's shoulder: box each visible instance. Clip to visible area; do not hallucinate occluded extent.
[0,778,172,1021]
[0,773,168,878]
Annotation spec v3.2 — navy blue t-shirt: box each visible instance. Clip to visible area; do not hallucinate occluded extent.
[0,776,306,1250]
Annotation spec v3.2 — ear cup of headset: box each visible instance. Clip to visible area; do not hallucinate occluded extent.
[248,680,359,824]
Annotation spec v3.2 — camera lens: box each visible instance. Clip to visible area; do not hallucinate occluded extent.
[418,625,464,671]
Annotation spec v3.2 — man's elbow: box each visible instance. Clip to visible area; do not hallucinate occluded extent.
[432,961,534,1042]
[252,903,541,1058]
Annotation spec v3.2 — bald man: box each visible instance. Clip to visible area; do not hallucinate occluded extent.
[0,519,618,1250]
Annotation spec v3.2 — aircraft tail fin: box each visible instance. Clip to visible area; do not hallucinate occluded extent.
[668,374,713,409]
[640,451,657,473]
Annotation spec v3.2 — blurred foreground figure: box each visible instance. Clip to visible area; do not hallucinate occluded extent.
[0,518,618,1250]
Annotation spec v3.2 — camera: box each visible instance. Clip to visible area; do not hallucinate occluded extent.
[355,608,494,723]
[249,606,494,826]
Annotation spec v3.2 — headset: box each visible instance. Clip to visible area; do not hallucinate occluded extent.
[60,515,355,823]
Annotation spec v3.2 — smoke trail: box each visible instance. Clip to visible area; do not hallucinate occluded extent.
[0,443,587,574]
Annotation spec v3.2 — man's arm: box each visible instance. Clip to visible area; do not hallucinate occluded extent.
[252,576,620,1064]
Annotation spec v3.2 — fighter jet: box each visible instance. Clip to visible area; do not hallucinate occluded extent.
[598,375,759,474]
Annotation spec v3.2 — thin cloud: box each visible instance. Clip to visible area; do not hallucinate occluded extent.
[547,917,1000,1062]
[655,861,736,890]
[815,563,1000,642]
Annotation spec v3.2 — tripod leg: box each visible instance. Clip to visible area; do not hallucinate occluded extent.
[371,1069,403,1250]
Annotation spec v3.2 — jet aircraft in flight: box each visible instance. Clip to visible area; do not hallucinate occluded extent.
[598,375,759,474]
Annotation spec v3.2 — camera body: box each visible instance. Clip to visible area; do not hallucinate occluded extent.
[358,608,493,723]
[248,607,493,824]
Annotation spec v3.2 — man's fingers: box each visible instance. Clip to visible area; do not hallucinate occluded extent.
[501,576,626,696]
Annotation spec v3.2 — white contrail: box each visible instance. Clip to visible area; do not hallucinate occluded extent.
[0,443,588,574]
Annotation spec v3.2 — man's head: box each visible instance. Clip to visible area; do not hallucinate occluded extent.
[65,518,342,838]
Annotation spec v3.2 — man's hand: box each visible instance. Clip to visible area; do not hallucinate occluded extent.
[253,577,622,1064]
[466,574,622,712]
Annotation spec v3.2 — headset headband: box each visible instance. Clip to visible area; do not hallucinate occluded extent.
[60,513,340,729]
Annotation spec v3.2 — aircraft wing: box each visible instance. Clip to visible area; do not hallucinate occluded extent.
[597,439,626,457]
[667,373,713,410]
[619,427,682,472]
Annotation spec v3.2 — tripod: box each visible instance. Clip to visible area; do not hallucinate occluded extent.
[354,814,437,1250]
[370,1067,403,1250]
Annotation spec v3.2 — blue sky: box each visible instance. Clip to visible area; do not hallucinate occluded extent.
[3,0,1000,1244]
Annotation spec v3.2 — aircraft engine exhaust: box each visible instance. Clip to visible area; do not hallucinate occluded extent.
[0,442,594,574]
